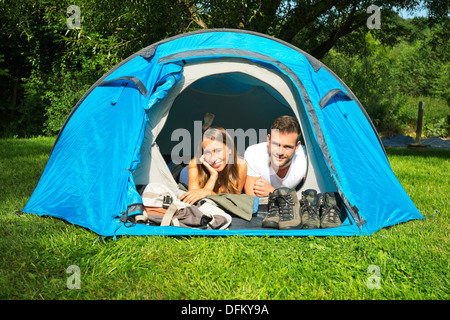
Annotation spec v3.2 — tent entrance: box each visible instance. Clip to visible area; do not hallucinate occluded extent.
[133,57,335,195]
[157,71,295,160]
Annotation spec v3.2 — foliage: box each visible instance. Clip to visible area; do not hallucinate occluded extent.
[0,54,8,76]
[0,0,196,137]
[396,96,449,136]
[322,17,449,136]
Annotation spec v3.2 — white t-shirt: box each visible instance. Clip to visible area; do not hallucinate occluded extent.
[244,142,307,189]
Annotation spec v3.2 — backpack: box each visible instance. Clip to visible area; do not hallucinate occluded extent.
[134,183,231,230]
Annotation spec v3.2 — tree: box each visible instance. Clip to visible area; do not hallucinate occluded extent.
[193,0,448,59]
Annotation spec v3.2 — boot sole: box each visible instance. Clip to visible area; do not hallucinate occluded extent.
[301,224,320,229]
[262,220,279,228]
[279,223,302,230]
[279,218,302,229]
[320,223,342,229]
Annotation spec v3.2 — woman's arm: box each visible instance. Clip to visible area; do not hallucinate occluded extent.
[236,159,248,193]
[179,158,217,205]
[189,156,218,191]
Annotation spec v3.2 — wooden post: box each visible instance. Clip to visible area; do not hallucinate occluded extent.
[415,101,424,144]
[408,101,427,150]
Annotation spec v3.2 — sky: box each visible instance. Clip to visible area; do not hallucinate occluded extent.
[397,5,429,19]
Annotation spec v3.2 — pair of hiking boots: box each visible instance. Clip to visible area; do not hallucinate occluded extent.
[262,187,344,230]
[300,189,345,229]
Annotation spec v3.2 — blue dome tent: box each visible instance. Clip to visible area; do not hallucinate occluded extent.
[23,29,424,237]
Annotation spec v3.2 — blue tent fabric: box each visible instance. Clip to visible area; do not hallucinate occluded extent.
[23,29,424,237]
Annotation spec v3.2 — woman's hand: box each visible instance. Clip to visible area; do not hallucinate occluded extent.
[199,155,219,177]
[180,188,214,205]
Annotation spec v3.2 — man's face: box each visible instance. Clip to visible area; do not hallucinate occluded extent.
[267,129,300,171]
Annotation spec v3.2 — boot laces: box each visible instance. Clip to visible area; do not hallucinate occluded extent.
[323,205,340,223]
[267,194,279,217]
[301,197,318,220]
[278,194,295,218]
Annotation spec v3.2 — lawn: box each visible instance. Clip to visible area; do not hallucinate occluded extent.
[0,137,448,301]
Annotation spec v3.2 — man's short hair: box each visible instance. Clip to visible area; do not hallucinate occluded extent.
[271,116,301,142]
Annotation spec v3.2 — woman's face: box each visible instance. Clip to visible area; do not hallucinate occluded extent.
[202,139,230,172]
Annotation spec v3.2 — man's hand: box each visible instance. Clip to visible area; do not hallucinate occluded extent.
[253,178,275,197]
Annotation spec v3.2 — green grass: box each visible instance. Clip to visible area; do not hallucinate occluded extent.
[0,137,448,300]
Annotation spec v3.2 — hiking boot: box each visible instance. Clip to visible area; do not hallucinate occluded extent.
[300,189,321,229]
[262,190,280,228]
[278,187,301,230]
[320,192,343,228]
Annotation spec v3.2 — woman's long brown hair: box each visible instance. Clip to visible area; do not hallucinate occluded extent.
[195,127,240,194]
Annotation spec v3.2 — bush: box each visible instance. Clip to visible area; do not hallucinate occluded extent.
[396,96,449,137]
[322,23,449,138]
[7,72,47,137]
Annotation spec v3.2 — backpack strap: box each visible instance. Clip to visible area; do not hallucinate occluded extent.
[160,203,180,227]
[135,191,174,224]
